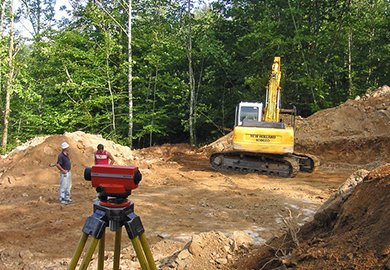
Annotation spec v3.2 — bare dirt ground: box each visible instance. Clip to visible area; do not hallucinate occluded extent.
[0,86,389,269]
[233,164,390,270]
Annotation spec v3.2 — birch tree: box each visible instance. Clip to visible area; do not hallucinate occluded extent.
[187,0,196,145]
[128,0,133,148]
[1,0,14,152]
[0,0,6,111]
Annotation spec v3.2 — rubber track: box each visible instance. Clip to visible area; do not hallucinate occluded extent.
[210,152,301,178]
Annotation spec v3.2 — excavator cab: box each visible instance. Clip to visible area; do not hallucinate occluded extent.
[235,102,263,126]
[235,101,296,129]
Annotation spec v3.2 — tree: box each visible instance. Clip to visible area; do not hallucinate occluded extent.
[128,0,133,148]
[186,0,196,145]
[20,0,56,40]
[1,0,388,149]
[0,0,7,132]
[0,0,6,91]
[1,0,14,152]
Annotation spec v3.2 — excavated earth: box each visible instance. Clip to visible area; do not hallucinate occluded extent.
[231,164,390,270]
[0,86,389,269]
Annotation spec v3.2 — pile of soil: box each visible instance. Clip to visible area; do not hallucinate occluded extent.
[296,85,390,167]
[232,163,390,270]
[0,131,134,187]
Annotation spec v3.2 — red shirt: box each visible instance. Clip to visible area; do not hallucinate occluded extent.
[95,150,109,165]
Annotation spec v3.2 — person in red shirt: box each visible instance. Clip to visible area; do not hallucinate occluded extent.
[94,144,115,165]
[93,144,116,202]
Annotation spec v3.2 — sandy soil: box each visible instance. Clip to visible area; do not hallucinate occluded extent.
[0,138,352,269]
[0,86,389,269]
[233,164,390,270]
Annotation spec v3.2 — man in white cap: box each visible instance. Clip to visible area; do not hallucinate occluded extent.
[56,142,72,204]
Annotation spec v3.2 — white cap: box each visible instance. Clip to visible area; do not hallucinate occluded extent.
[61,142,70,149]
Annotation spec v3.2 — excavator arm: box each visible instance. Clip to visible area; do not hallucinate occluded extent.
[263,57,282,123]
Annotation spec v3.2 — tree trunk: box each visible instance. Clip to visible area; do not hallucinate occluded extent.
[287,0,317,105]
[105,34,116,131]
[149,68,158,147]
[127,0,133,148]
[0,0,5,38]
[187,0,196,146]
[0,0,6,101]
[2,0,15,153]
[348,30,353,97]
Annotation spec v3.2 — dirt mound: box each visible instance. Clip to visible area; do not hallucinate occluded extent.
[234,163,390,269]
[296,85,390,167]
[0,131,134,186]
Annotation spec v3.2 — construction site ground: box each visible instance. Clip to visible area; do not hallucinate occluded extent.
[0,86,389,269]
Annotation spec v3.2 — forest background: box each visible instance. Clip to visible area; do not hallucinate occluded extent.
[0,0,388,152]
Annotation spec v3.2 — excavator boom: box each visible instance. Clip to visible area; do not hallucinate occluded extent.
[263,56,282,122]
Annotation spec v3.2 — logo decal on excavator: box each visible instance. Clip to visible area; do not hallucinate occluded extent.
[249,134,277,142]
[249,134,276,139]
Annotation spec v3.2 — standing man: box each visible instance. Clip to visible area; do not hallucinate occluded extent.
[94,144,115,165]
[56,142,72,205]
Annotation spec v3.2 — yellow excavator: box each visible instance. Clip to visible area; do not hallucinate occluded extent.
[210,57,315,177]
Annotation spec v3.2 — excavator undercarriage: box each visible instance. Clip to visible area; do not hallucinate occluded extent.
[210,152,315,178]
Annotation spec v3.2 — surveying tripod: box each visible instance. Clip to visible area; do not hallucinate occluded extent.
[68,199,157,270]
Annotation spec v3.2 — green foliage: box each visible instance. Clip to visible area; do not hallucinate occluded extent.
[1,0,388,149]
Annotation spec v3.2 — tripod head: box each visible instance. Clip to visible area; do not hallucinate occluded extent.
[84,165,142,206]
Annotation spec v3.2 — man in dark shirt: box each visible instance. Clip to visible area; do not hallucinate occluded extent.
[56,142,72,204]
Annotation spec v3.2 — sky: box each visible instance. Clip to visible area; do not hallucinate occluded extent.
[15,0,71,38]
[15,0,213,38]
[55,0,72,19]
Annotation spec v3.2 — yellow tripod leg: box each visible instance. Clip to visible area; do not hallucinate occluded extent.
[97,231,105,270]
[113,228,122,270]
[79,238,99,270]
[139,233,157,270]
[131,236,150,270]
[68,233,88,270]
